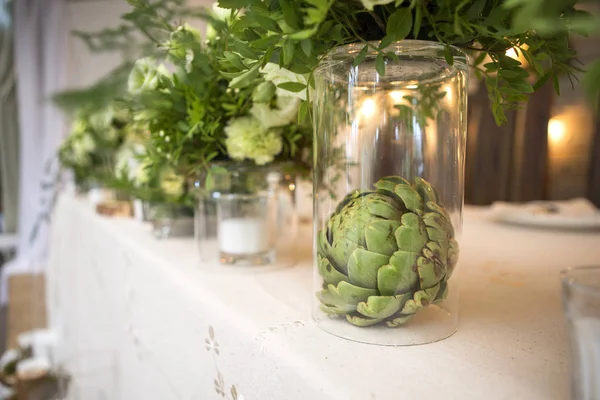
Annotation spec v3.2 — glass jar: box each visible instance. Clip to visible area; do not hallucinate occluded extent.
[312,40,468,345]
[194,162,298,266]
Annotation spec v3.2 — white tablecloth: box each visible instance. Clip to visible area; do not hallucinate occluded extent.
[46,194,600,400]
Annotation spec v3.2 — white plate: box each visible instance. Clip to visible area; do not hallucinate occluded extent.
[490,200,600,231]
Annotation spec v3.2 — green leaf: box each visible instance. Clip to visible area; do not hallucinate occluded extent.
[444,45,454,66]
[282,40,295,65]
[289,26,319,40]
[552,72,561,96]
[298,101,309,123]
[507,80,534,93]
[376,53,386,76]
[386,8,413,41]
[352,45,369,67]
[279,0,299,30]
[498,68,529,79]
[413,6,422,38]
[301,39,312,56]
[532,71,551,91]
[379,35,394,50]
[467,0,486,17]
[277,82,307,92]
[229,63,260,88]
[223,51,246,70]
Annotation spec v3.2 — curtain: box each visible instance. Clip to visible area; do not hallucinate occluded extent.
[1,0,68,304]
[0,0,18,234]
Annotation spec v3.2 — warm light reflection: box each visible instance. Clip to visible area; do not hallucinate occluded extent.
[548,118,566,144]
[288,183,296,191]
[361,98,377,117]
[389,90,408,105]
[505,45,529,67]
[443,85,453,104]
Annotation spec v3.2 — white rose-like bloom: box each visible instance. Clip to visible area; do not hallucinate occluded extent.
[72,133,96,166]
[360,0,394,10]
[134,159,151,187]
[160,168,185,197]
[260,63,309,101]
[115,144,145,182]
[250,96,300,129]
[225,116,282,165]
[89,106,114,132]
[128,57,163,95]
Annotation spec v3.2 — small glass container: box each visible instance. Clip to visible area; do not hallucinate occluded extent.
[194,162,297,267]
[561,266,600,400]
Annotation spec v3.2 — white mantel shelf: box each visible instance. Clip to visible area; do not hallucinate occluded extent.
[47,194,600,400]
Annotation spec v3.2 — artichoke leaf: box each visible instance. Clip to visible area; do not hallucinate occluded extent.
[364,219,401,256]
[318,254,347,286]
[395,213,427,252]
[423,212,451,242]
[433,281,449,304]
[327,281,378,306]
[425,241,448,267]
[356,293,411,319]
[320,304,355,316]
[446,238,459,279]
[414,177,440,204]
[377,250,419,296]
[394,184,424,213]
[347,248,389,289]
[417,254,444,289]
[374,176,410,199]
[335,190,368,214]
[317,290,357,313]
[425,201,453,235]
[385,313,415,327]
[346,314,384,327]
[401,283,441,314]
[365,195,403,220]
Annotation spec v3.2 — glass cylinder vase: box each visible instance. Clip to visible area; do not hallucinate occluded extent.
[312,40,467,345]
[194,162,298,267]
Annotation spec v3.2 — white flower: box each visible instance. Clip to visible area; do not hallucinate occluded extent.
[115,144,146,183]
[134,160,151,186]
[224,116,282,165]
[89,106,114,132]
[71,133,96,166]
[185,48,195,73]
[128,58,163,95]
[250,96,301,129]
[159,168,185,197]
[259,63,309,100]
[360,0,394,10]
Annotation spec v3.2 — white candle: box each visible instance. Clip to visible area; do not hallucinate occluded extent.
[219,217,269,255]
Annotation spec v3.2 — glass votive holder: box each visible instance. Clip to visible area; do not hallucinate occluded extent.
[217,193,276,266]
[561,265,600,400]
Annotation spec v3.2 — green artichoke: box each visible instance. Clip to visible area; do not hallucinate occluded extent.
[317,176,459,327]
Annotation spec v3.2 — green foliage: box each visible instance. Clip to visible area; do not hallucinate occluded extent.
[53,0,314,181]
[214,0,600,125]
[58,102,133,186]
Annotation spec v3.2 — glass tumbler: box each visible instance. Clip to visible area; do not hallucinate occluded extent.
[561,266,600,400]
